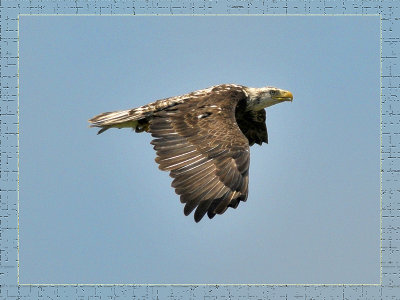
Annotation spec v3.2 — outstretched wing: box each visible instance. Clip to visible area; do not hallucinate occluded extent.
[149,86,250,222]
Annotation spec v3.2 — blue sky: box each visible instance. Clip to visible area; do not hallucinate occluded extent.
[19,16,380,284]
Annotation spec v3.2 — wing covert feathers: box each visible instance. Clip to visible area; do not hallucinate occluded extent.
[149,85,251,222]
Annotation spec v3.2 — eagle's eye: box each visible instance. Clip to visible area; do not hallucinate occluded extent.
[269,90,277,96]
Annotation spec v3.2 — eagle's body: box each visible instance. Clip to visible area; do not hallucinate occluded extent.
[89,84,293,222]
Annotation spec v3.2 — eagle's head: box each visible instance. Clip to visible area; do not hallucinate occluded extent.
[244,86,293,111]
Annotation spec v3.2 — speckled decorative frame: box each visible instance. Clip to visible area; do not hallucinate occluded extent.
[1,1,398,299]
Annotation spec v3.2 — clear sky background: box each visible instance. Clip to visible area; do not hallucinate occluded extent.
[19,16,380,284]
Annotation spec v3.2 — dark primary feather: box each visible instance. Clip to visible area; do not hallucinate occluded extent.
[149,85,251,222]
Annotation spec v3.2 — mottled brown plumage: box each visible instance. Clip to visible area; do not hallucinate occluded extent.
[89,84,292,222]
[149,86,250,222]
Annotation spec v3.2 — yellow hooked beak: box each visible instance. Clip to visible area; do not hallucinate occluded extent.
[272,89,293,102]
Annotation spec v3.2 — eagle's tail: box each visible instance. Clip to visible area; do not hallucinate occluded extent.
[89,96,185,134]
[88,108,148,135]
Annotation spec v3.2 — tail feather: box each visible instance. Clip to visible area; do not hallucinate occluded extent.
[89,109,135,126]
[97,126,111,135]
[89,96,187,134]
[88,109,143,134]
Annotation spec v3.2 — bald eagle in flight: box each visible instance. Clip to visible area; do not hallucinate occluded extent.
[89,84,293,222]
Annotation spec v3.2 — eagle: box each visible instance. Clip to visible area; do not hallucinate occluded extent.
[89,84,293,222]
